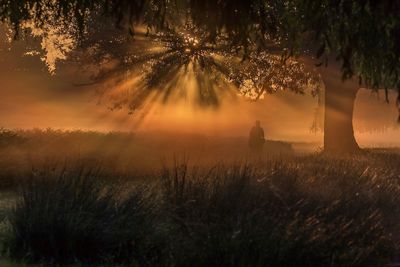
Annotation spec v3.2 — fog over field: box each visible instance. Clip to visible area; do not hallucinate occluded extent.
[0,56,398,148]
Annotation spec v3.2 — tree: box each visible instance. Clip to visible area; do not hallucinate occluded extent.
[293,0,400,153]
[1,0,399,153]
[72,25,320,111]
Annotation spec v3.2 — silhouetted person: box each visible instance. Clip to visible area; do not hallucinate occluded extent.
[249,120,265,152]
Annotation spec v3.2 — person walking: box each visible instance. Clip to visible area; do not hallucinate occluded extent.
[249,120,265,153]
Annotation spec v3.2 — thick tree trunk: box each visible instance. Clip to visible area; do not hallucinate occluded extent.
[320,65,361,154]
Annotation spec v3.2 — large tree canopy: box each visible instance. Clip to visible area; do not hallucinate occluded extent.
[0,1,321,109]
[68,26,320,111]
[2,0,400,89]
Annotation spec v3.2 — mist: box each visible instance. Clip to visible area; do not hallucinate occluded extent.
[0,69,398,148]
[0,24,399,149]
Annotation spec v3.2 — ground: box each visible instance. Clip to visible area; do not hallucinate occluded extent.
[0,129,399,266]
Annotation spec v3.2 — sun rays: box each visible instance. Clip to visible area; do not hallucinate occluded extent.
[6,6,323,131]
[76,26,322,119]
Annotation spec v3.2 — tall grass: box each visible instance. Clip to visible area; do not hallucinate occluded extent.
[158,160,395,267]
[6,168,159,265]
[3,152,399,266]
[0,128,296,191]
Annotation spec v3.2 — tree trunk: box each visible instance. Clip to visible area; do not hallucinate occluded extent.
[320,65,361,154]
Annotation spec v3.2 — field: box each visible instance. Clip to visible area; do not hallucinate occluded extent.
[0,129,399,266]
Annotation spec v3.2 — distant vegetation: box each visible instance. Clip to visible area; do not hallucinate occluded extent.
[0,130,398,265]
[0,128,296,190]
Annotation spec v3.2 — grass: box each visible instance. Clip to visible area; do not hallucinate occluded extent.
[4,168,159,265]
[0,128,295,190]
[0,152,397,266]
[0,128,399,266]
[157,158,397,267]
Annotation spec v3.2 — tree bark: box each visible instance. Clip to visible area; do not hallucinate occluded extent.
[320,64,361,154]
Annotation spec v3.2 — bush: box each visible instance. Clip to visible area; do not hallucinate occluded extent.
[0,129,25,148]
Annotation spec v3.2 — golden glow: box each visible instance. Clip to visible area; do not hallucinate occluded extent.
[22,20,76,74]
[0,23,398,150]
